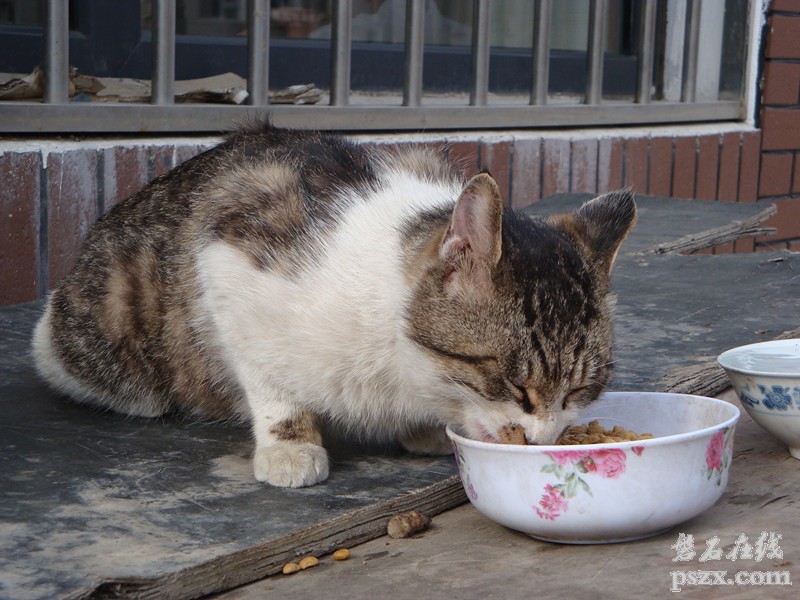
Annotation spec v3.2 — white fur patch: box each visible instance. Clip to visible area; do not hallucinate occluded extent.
[197,171,462,441]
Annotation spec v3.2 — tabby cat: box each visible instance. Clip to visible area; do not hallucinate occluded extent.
[32,125,636,488]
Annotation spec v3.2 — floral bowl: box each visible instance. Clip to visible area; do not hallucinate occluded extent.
[718,339,800,459]
[446,391,740,544]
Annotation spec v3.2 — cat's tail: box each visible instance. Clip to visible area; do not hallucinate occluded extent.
[31,300,170,419]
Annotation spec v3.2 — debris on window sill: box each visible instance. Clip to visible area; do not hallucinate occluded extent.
[0,68,322,105]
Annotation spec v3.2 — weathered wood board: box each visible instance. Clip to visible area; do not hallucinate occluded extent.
[1,194,797,599]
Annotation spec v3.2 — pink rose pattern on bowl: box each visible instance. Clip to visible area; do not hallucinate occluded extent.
[452,431,734,523]
[705,427,734,486]
[534,447,645,520]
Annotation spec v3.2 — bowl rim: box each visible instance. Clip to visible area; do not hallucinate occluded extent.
[717,338,800,378]
[445,390,740,453]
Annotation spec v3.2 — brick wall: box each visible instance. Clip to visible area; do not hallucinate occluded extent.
[0,126,765,306]
[0,140,216,306]
[756,0,800,250]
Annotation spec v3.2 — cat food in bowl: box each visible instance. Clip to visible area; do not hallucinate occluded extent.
[446,391,740,544]
[718,339,800,459]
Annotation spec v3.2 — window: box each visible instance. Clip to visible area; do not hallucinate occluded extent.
[0,0,754,133]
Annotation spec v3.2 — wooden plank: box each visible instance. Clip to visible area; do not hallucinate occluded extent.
[71,477,467,599]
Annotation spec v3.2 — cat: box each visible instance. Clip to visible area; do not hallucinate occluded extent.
[32,125,636,488]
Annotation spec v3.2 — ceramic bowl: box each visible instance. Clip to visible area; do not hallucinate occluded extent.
[446,391,740,544]
[718,339,800,459]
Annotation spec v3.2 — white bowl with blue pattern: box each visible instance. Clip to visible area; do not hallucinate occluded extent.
[718,339,800,459]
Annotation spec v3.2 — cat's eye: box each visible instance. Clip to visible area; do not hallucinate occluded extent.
[563,386,590,409]
[510,383,535,414]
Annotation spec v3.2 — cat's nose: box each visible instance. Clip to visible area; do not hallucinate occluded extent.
[525,431,559,445]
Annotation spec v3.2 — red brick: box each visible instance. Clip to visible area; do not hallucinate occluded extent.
[0,152,41,305]
[738,131,762,202]
[762,61,800,105]
[770,0,800,12]
[717,132,740,202]
[788,239,800,251]
[103,146,149,213]
[713,242,735,255]
[758,197,800,243]
[793,152,800,194]
[766,15,800,59]
[541,138,571,198]
[175,143,214,166]
[648,137,673,197]
[672,137,697,199]
[597,138,623,192]
[759,153,794,197]
[570,138,598,194]
[622,138,648,195]
[46,150,99,289]
[733,237,755,253]
[445,140,479,178]
[755,240,788,251]
[761,108,800,150]
[695,136,719,200]
[149,145,175,178]
[479,140,511,206]
[511,137,541,209]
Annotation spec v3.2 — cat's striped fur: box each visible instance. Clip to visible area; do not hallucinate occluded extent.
[33,125,636,487]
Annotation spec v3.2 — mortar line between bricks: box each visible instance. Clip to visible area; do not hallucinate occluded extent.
[735,133,744,202]
[593,138,600,194]
[96,150,105,221]
[507,141,514,209]
[669,138,675,198]
[537,139,544,202]
[692,137,699,199]
[760,149,800,155]
[38,157,48,299]
[757,192,800,201]
[714,135,723,201]
[567,139,575,193]
[762,103,800,109]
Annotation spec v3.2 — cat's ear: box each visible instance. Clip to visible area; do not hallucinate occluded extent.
[552,189,636,275]
[440,173,504,296]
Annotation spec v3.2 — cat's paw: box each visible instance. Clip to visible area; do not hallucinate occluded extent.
[399,426,453,456]
[252,442,330,487]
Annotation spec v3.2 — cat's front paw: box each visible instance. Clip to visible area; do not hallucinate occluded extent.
[399,426,453,456]
[253,442,330,487]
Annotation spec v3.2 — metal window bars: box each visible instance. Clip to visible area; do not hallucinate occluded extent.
[3,0,746,133]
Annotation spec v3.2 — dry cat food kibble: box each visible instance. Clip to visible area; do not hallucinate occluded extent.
[282,562,301,575]
[387,510,431,539]
[556,419,653,445]
[298,556,320,570]
[333,548,350,561]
